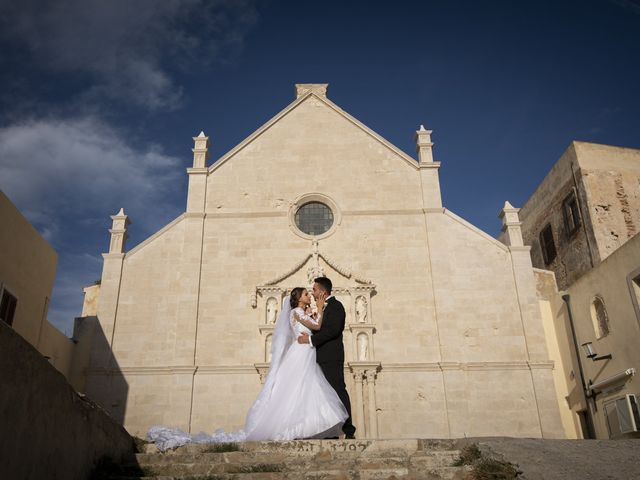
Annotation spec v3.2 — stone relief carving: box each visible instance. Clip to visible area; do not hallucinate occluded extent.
[265,334,272,363]
[307,265,326,285]
[266,297,278,324]
[357,333,369,361]
[355,296,368,323]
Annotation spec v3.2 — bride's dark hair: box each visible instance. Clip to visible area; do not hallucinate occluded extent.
[289,287,305,308]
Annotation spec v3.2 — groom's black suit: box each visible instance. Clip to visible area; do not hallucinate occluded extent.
[310,296,356,438]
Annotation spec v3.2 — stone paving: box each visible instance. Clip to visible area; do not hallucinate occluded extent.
[474,437,640,480]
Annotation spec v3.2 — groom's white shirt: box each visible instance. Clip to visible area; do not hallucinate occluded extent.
[306,295,334,347]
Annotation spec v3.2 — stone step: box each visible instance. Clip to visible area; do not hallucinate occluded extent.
[119,454,461,477]
[107,475,284,480]
[132,450,460,466]
[143,439,460,456]
[98,439,470,480]
[101,466,471,480]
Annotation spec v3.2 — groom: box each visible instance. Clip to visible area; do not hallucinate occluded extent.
[297,276,356,439]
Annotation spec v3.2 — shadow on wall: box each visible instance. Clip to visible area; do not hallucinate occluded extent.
[77,316,129,425]
[0,321,135,480]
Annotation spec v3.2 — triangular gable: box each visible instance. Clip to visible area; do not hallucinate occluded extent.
[209,89,419,174]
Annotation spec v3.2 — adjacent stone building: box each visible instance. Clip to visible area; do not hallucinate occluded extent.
[519,143,640,439]
[519,142,640,290]
[0,190,80,384]
[83,84,564,439]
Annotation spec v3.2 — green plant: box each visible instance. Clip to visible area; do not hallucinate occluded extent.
[453,443,519,479]
[453,444,482,466]
[228,463,283,473]
[471,456,519,479]
[201,442,240,453]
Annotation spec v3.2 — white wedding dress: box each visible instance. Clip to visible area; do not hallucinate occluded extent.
[148,298,347,450]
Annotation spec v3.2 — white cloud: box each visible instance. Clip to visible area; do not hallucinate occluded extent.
[0,115,189,334]
[0,0,259,110]
[0,116,183,241]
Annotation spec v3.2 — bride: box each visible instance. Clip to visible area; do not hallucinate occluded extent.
[148,287,348,450]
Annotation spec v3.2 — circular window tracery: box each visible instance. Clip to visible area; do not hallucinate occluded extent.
[295,202,334,236]
[288,193,341,240]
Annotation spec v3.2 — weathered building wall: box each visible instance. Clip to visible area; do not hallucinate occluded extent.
[518,144,596,290]
[519,141,640,291]
[574,142,640,260]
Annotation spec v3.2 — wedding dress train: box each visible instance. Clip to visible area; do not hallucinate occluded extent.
[147,299,347,450]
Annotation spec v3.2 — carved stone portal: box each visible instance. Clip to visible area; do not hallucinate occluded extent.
[252,240,379,436]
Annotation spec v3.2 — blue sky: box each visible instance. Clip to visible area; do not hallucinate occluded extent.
[1,0,639,335]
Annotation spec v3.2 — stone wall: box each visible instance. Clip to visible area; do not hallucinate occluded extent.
[0,191,57,346]
[518,143,596,290]
[564,233,640,438]
[534,268,582,438]
[573,142,640,260]
[519,141,640,291]
[0,321,134,480]
[86,85,564,440]
[0,190,80,384]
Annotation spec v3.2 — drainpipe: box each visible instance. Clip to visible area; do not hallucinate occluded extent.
[561,292,595,438]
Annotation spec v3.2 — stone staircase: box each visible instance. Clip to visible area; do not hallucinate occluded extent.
[95,439,472,480]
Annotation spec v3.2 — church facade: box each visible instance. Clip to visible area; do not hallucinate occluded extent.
[85,84,564,439]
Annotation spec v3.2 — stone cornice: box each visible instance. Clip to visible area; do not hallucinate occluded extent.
[204,208,455,219]
[258,325,275,334]
[206,211,287,219]
[380,361,553,372]
[88,365,197,376]
[186,167,208,175]
[101,253,125,260]
[342,209,424,216]
[348,361,381,371]
[86,360,554,377]
[196,365,258,374]
[348,324,376,333]
[418,162,441,170]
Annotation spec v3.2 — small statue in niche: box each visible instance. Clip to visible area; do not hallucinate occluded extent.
[357,333,369,361]
[265,334,272,362]
[355,296,368,323]
[266,297,278,324]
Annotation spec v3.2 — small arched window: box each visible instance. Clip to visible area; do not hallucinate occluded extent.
[590,296,610,338]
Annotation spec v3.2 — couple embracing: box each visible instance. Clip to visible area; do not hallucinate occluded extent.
[148,276,355,449]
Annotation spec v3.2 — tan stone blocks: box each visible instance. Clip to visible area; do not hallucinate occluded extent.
[86,88,564,439]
